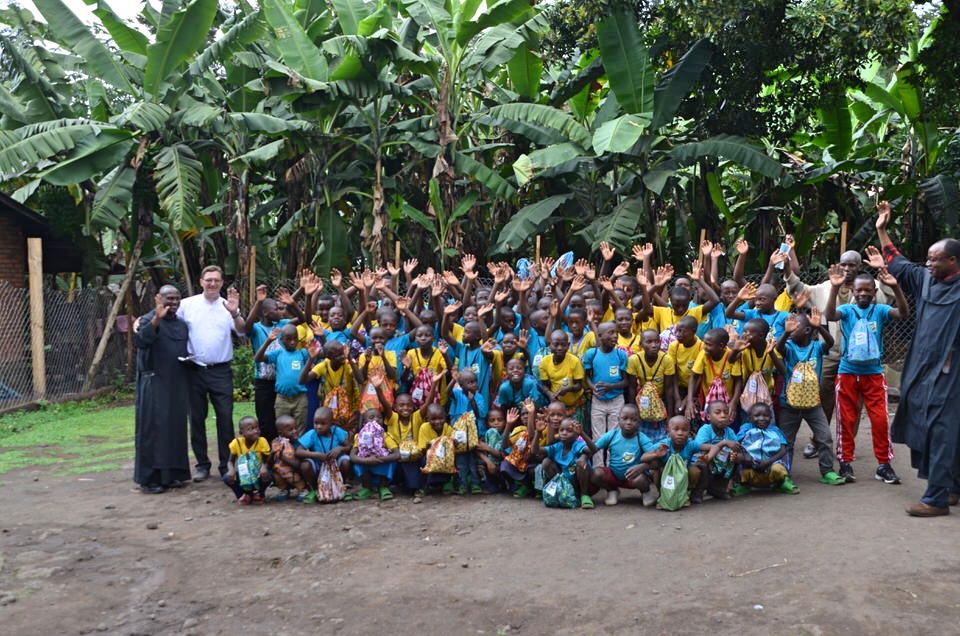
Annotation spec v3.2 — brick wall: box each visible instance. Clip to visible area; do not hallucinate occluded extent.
[0,213,26,287]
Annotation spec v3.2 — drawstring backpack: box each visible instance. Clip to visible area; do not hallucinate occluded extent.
[700,356,730,419]
[410,349,441,408]
[637,354,668,422]
[785,345,820,409]
[356,420,390,458]
[657,451,690,511]
[452,411,479,452]
[740,351,773,412]
[542,472,578,508]
[422,436,457,473]
[845,305,881,364]
[235,439,261,491]
[323,364,354,426]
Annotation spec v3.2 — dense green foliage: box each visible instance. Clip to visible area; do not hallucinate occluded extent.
[0,0,956,285]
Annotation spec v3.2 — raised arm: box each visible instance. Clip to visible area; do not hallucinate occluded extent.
[878,268,909,320]
[823,264,846,322]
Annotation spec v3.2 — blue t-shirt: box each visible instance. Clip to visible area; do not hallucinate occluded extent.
[737,423,788,467]
[544,438,590,481]
[743,308,789,339]
[324,329,351,344]
[837,303,891,375]
[526,327,548,370]
[496,376,544,409]
[582,347,629,401]
[780,340,824,402]
[297,426,349,454]
[694,423,738,447]
[265,347,310,396]
[449,385,488,433]
[595,429,655,480]
[659,437,701,466]
[699,302,746,338]
[248,319,290,379]
[452,342,492,398]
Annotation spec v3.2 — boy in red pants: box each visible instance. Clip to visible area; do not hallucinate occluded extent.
[825,265,909,484]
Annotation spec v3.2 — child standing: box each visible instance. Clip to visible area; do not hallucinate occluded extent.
[223,416,272,505]
[775,311,846,485]
[825,266,908,484]
[686,328,743,425]
[626,329,676,443]
[667,316,703,420]
[447,369,487,494]
[269,415,307,501]
[538,329,585,419]
[735,402,798,495]
[582,322,630,465]
[255,324,310,432]
[299,340,357,431]
[729,318,781,422]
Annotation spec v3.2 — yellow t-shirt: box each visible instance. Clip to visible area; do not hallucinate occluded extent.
[617,332,644,356]
[386,411,424,446]
[632,314,658,336]
[774,290,792,313]
[229,436,270,463]
[737,347,780,392]
[626,351,676,397]
[417,422,454,451]
[667,338,703,388]
[653,305,706,333]
[568,330,596,359]
[538,352,585,407]
[310,359,357,403]
[691,350,742,397]
[450,322,465,343]
[357,350,400,389]
[407,347,448,404]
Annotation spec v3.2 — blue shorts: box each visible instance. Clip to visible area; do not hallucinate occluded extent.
[352,462,396,480]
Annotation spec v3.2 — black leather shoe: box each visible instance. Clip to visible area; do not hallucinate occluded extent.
[166,479,187,489]
[193,467,210,482]
[140,484,167,494]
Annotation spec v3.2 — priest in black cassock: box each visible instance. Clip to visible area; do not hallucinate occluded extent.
[134,284,191,493]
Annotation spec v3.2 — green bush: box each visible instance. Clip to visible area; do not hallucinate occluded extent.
[232,343,255,402]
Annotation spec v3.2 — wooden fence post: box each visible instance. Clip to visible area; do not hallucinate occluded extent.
[248,245,257,310]
[27,238,46,400]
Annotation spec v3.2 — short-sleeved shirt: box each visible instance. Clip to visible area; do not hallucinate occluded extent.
[386,411,423,446]
[694,423,738,447]
[582,347,629,401]
[616,332,644,356]
[595,429,655,480]
[737,347,780,392]
[449,386,488,431]
[248,319,289,379]
[742,309,789,340]
[627,351,676,397]
[544,439,590,480]
[659,437,701,466]
[539,352,585,407]
[691,350,742,397]
[780,340,824,402]
[229,436,270,462]
[568,331,597,359]
[297,426,349,454]
[653,305,707,333]
[417,422,454,450]
[837,303,892,375]
[667,339,703,388]
[496,376,543,409]
[357,350,400,389]
[310,359,356,398]
[737,423,788,466]
[265,347,310,396]
[452,341,492,397]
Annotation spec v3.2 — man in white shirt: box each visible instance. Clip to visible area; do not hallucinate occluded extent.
[178,265,245,480]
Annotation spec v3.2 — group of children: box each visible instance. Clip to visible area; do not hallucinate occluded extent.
[222,237,908,510]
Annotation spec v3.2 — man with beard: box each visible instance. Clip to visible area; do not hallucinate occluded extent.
[134,285,191,493]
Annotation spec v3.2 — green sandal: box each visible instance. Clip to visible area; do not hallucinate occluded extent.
[354,487,375,500]
[580,495,595,509]
[732,484,752,497]
[301,490,318,504]
[779,477,800,494]
[379,486,394,500]
[819,471,846,485]
[513,484,531,498]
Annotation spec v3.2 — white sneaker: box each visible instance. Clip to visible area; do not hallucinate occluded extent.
[604,488,620,506]
[642,486,659,507]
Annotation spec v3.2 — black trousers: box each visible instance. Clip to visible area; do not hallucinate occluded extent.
[188,363,234,475]
[255,377,278,442]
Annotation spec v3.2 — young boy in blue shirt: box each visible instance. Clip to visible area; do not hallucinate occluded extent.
[590,404,657,506]
[643,416,706,505]
[531,416,598,509]
[582,322,630,466]
[775,310,846,485]
[734,402,798,495]
[295,407,351,504]
[825,266,909,485]
[255,323,310,433]
[694,401,744,500]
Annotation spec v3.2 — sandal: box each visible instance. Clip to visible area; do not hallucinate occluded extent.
[379,487,394,501]
[580,495,595,510]
[354,487,375,500]
[819,471,846,486]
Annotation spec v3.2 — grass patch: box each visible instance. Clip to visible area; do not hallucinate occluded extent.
[0,399,256,477]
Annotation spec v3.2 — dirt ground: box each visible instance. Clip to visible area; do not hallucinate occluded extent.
[3,413,960,636]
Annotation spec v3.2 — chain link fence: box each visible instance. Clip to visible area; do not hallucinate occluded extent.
[0,281,131,412]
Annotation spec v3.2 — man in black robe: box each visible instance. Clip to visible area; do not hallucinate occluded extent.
[134,285,191,493]
[875,202,960,516]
